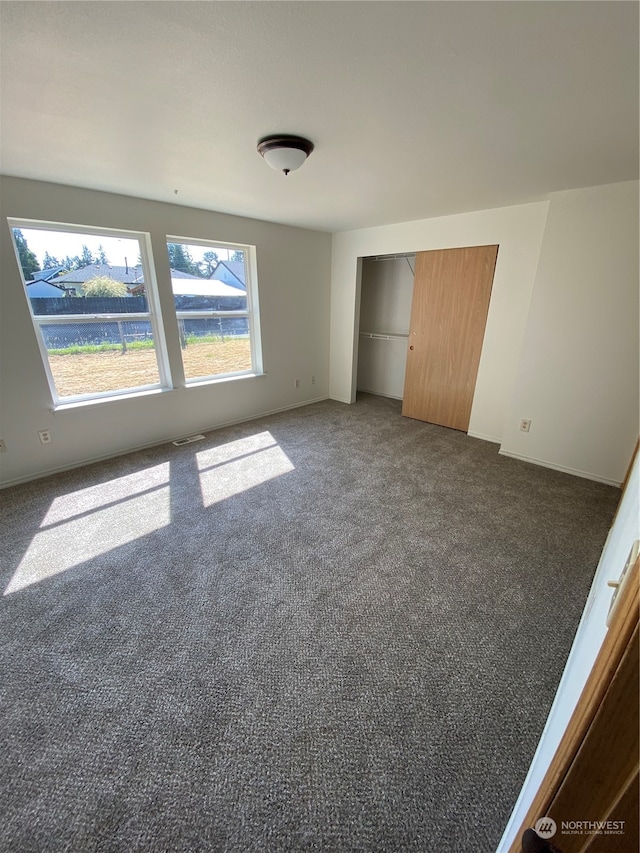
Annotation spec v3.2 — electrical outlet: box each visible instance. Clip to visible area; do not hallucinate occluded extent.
[38,430,52,445]
[519,419,531,433]
[294,378,300,390]
[0,439,6,453]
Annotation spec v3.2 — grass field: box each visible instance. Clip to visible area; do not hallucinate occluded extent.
[49,338,252,397]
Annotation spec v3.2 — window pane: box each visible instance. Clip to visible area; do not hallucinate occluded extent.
[166,239,255,381]
[10,224,166,402]
[166,243,246,305]
[41,321,160,397]
[12,227,146,305]
[178,317,252,380]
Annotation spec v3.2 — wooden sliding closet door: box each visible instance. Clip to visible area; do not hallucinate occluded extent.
[402,245,498,431]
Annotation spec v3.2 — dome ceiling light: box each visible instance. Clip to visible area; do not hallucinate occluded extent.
[257,135,314,176]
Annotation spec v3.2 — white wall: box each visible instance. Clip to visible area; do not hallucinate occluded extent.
[0,177,331,486]
[330,201,551,443]
[501,182,639,485]
[359,256,414,335]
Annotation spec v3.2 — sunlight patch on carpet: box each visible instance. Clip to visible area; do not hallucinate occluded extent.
[196,431,294,508]
[5,464,171,595]
[41,463,171,526]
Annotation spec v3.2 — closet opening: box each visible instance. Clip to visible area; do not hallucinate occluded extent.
[356,252,416,400]
[356,245,498,433]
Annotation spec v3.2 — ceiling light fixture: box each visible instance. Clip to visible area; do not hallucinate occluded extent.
[257,135,314,176]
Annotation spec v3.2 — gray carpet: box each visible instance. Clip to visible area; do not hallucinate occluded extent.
[0,394,619,853]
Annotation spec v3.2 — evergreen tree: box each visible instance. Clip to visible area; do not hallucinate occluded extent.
[230,250,244,263]
[42,251,61,269]
[96,245,108,264]
[167,243,197,275]
[61,255,79,273]
[201,251,219,277]
[12,229,41,280]
[79,244,96,267]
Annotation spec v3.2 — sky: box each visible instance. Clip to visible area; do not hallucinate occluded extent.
[16,227,234,269]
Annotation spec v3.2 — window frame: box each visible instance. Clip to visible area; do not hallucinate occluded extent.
[166,235,263,384]
[9,218,172,407]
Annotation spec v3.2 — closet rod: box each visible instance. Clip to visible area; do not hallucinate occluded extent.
[359,332,409,341]
[369,253,416,262]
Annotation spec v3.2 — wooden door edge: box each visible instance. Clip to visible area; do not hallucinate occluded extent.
[620,438,639,496]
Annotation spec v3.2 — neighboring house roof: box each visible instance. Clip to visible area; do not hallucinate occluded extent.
[128,268,203,295]
[170,269,203,279]
[52,264,203,285]
[211,260,246,289]
[171,278,245,297]
[26,280,67,298]
[29,266,65,282]
[52,264,207,298]
[52,263,145,285]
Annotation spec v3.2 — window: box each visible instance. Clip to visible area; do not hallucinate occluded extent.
[166,237,261,383]
[9,221,169,404]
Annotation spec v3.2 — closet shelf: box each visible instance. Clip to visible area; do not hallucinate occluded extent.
[359,331,409,341]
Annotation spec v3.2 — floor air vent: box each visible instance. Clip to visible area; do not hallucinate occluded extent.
[172,434,206,447]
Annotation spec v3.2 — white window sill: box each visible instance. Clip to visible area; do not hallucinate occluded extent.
[53,386,171,412]
[184,371,265,390]
[52,372,266,411]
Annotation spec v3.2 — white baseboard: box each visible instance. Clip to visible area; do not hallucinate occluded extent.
[498,448,621,487]
[0,395,330,489]
[357,387,403,401]
[467,430,501,445]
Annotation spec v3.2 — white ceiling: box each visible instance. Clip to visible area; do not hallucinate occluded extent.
[1,1,638,233]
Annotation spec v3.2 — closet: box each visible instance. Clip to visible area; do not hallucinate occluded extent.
[357,254,415,399]
[357,245,498,433]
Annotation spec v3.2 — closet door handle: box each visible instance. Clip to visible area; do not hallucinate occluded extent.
[409,345,414,351]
